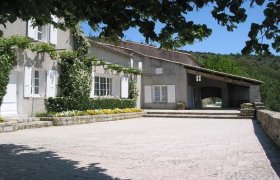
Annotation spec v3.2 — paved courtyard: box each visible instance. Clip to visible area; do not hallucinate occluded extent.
[0,117,280,180]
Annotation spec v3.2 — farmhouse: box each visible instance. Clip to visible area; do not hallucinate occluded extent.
[90,40,262,109]
[0,19,262,116]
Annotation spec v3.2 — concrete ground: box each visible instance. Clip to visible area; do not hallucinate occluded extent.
[0,117,279,180]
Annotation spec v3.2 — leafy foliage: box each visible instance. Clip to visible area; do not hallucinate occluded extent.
[128,80,139,100]
[0,35,69,106]
[58,58,92,99]
[0,0,278,55]
[192,52,280,112]
[46,97,136,112]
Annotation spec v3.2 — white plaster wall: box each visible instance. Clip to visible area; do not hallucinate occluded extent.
[1,19,73,116]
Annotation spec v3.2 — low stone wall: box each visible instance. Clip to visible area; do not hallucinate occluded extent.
[256,110,280,147]
[0,121,18,132]
[0,112,144,133]
[40,112,145,126]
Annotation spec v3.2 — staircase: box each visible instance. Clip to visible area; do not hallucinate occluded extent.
[143,110,253,119]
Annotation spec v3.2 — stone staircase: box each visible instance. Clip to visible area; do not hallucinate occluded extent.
[143,110,253,119]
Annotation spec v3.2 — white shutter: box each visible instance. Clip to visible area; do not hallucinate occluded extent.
[144,85,152,103]
[138,62,142,70]
[167,85,175,103]
[50,16,58,45]
[24,67,32,97]
[46,70,57,98]
[130,59,134,68]
[90,72,95,98]
[121,76,129,98]
[27,20,38,40]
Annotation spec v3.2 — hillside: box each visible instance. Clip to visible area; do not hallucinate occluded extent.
[185,51,280,112]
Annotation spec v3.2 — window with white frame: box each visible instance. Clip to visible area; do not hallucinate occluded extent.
[153,85,168,102]
[94,76,112,96]
[28,17,58,44]
[31,70,40,95]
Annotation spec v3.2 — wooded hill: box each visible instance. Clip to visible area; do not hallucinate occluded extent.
[186,51,280,112]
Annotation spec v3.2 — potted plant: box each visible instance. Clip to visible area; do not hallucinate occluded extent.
[176,102,185,110]
[240,103,255,116]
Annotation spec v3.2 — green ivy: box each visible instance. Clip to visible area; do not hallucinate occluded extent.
[128,80,138,100]
[58,58,92,99]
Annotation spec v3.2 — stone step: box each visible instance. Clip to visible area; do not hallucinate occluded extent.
[143,114,252,119]
[255,106,265,109]
[254,102,264,105]
[17,121,53,130]
[146,111,240,116]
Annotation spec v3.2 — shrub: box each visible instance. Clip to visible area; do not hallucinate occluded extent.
[35,112,55,117]
[58,58,92,99]
[92,98,136,110]
[128,80,139,100]
[46,97,136,112]
[240,103,254,109]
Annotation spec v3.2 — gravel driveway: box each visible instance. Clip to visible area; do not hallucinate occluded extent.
[0,117,279,179]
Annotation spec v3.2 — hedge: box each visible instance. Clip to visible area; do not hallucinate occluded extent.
[46,97,136,112]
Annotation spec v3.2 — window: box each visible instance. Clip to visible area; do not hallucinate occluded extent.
[37,25,48,42]
[94,76,112,96]
[196,75,202,82]
[28,17,58,44]
[153,85,168,102]
[37,26,43,40]
[31,70,39,95]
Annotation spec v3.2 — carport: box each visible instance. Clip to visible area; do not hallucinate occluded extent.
[185,65,263,109]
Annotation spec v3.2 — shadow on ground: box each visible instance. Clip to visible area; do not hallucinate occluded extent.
[0,144,121,180]
[252,119,280,177]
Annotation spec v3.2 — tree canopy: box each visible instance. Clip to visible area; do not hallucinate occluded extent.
[1,0,279,55]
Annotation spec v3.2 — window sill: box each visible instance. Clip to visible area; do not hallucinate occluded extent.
[152,101,168,103]
[30,95,41,98]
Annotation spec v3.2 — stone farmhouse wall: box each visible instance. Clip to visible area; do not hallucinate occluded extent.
[257,110,280,148]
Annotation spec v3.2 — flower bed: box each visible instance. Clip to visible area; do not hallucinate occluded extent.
[40,109,144,126]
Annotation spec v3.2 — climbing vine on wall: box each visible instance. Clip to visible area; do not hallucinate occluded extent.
[0,27,142,107]
[0,35,55,106]
[59,57,92,99]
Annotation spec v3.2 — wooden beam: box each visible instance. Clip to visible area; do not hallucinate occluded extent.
[186,69,251,87]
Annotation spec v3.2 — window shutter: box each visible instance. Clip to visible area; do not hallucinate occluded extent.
[138,62,142,70]
[24,67,32,97]
[27,20,38,40]
[121,76,129,98]
[144,86,152,103]
[46,70,57,98]
[50,16,58,45]
[90,72,95,98]
[130,59,134,68]
[167,85,175,103]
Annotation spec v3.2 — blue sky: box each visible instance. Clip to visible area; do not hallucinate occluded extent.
[82,2,279,55]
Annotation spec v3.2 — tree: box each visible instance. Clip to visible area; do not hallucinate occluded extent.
[0,0,279,55]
